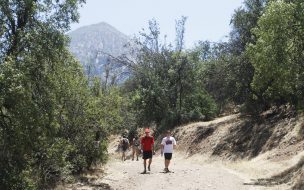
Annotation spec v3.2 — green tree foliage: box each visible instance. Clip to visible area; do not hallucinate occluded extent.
[230,0,267,53]
[0,0,123,189]
[124,19,217,131]
[0,0,85,60]
[191,41,235,111]
[247,0,304,107]
[193,0,268,113]
[228,0,268,106]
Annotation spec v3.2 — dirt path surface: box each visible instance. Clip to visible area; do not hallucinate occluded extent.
[61,112,303,190]
[62,151,290,190]
[98,152,263,190]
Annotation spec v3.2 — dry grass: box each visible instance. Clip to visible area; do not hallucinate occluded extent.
[293,172,304,190]
[173,107,304,189]
[243,156,304,190]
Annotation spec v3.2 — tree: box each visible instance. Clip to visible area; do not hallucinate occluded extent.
[0,0,85,61]
[230,0,267,106]
[0,0,118,189]
[230,0,267,54]
[199,0,269,112]
[124,18,217,131]
[247,0,304,107]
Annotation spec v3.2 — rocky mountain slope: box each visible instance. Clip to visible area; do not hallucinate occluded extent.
[68,22,130,81]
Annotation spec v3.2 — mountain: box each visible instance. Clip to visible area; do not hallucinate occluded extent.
[68,22,130,82]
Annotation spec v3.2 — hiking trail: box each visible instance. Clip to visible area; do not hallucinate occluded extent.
[63,151,289,190]
[61,112,302,190]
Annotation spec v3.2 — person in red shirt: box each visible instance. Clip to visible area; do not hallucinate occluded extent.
[140,128,154,174]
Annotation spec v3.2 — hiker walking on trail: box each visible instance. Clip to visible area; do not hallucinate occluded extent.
[132,135,140,161]
[140,128,154,173]
[120,135,129,161]
[161,130,177,173]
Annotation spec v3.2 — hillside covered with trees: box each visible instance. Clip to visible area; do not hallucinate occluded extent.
[1,0,303,189]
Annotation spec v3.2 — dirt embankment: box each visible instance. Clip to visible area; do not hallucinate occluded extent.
[174,107,304,189]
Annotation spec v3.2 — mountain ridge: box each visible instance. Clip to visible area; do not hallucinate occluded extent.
[68,22,130,79]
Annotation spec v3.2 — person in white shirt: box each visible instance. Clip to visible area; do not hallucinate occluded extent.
[160,130,177,173]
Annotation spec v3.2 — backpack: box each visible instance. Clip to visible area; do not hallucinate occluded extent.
[122,138,128,149]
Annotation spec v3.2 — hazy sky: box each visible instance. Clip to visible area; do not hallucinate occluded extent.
[70,0,244,48]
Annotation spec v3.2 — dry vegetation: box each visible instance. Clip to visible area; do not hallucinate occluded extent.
[252,156,304,189]
[173,106,304,189]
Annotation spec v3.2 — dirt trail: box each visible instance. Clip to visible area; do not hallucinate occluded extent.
[62,112,302,190]
[62,150,291,190]
[97,152,267,190]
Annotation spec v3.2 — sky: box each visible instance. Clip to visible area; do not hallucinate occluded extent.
[70,0,244,48]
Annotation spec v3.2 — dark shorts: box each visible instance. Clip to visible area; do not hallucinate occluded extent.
[164,153,172,160]
[122,147,128,152]
[143,151,153,159]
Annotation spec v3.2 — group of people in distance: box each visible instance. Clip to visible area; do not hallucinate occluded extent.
[120,128,177,174]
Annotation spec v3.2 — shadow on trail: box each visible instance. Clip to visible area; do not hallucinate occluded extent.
[159,171,175,174]
[77,176,112,190]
